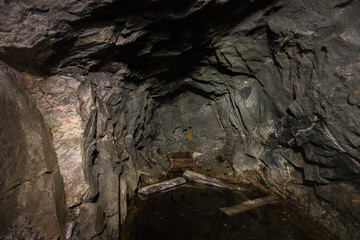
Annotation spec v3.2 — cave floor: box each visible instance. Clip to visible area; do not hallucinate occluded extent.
[122,184,338,240]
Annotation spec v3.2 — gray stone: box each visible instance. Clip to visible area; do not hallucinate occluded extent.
[72,203,105,240]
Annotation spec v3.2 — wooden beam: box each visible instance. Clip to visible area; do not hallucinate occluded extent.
[183,170,251,192]
[220,195,279,216]
[137,177,186,196]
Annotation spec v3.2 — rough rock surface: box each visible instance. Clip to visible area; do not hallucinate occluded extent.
[0,62,67,239]
[24,73,91,208]
[0,0,360,239]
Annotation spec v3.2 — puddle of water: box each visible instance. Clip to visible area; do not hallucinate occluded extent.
[122,184,338,240]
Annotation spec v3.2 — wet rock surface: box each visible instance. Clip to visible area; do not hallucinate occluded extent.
[0,0,360,239]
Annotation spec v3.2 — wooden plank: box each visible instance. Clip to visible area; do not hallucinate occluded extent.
[137,177,186,196]
[172,159,195,168]
[220,195,279,216]
[183,170,251,192]
[167,151,196,169]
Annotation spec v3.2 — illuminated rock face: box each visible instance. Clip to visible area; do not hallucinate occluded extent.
[0,63,67,239]
[0,0,360,239]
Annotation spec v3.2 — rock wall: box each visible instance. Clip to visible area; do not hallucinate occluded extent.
[24,73,91,208]
[0,0,359,239]
[0,62,67,239]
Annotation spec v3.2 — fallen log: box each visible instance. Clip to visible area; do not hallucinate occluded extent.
[220,195,279,216]
[183,170,251,192]
[137,177,186,196]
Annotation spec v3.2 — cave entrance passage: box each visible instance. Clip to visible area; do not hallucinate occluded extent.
[121,184,336,240]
